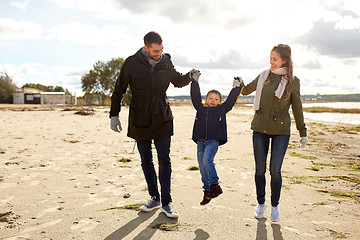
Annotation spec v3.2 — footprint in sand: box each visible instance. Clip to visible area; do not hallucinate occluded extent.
[0,197,14,207]
[0,182,17,189]
[82,194,107,207]
[30,180,40,186]
[8,219,63,238]
[71,218,99,232]
[36,206,60,218]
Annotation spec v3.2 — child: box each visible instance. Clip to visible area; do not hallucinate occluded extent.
[190,74,243,205]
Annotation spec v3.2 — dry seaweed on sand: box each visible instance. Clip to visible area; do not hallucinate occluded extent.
[74,108,95,115]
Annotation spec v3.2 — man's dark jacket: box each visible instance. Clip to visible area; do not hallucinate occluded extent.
[110,48,191,140]
[191,80,241,145]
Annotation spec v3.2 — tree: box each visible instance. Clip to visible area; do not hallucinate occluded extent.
[21,83,70,94]
[81,57,124,95]
[0,72,17,103]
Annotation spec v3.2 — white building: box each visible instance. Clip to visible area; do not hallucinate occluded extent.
[13,88,76,105]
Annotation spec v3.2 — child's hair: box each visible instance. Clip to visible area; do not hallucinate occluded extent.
[206,89,222,101]
[272,44,294,100]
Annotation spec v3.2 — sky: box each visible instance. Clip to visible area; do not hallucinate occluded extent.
[1,0,360,97]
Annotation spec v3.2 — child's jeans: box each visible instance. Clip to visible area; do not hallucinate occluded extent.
[197,139,219,191]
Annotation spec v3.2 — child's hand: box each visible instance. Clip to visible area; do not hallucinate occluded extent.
[233,77,243,88]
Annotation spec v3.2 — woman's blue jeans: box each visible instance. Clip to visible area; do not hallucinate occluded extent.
[252,131,289,207]
[197,139,219,191]
[136,137,172,206]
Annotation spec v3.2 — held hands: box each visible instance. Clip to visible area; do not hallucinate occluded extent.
[189,69,201,82]
[233,77,244,88]
[110,116,122,133]
[299,137,309,147]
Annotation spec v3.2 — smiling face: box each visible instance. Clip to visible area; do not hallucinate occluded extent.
[270,50,287,71]
[206,92,221,107]
[144,43,163,61]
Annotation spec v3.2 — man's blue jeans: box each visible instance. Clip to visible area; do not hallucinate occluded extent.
[252,131,289,207]
[197,139,219,191]
[136,137,172,206]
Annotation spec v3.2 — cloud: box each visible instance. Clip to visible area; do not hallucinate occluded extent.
[299,60,322,69]
[173,49,265,70]
[296,19,360,58]
[48,0,257,29]
[46,22,131,46]
[10,0,29,11]
[0,18,42,41]
[323,0,359,18]
[113,0,257,29]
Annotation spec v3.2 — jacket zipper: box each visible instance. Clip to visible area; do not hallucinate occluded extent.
[205,108,208,139]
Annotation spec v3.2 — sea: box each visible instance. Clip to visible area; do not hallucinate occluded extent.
[302,102,360,125]
[243,102,360,125]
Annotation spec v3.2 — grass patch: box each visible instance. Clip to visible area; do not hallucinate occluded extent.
[289,152,319,160]
[152,223,180,231]
[328,228,347,238]
[74,108,95,116]
[328,126,360,134]
[187,166,199,171]
[304,107,360,114]
[307,162,338,171]
[307,166,321,171]
[316,189,360,201]
[346,161,360,171]
[103,202,145,211]
[182,157,193,160]
[313,202,327,205]
[311,176,336,183]
[63,139,80,143]
[117,157,132,163]
[334,175,360,184]
[288,176,306,184]
[307,121,360,134]
[287,175,338,184]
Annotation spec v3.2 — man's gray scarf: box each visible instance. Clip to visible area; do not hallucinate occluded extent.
[141,47,163,67]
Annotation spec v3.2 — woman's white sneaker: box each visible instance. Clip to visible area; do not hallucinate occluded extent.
[271,206,280,222]
[254,203,267,218]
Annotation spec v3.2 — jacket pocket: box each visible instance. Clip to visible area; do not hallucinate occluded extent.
[129,103,151,127]
[251,109,261,130]
[157,99,173,124]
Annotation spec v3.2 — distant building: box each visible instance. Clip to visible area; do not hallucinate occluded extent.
[13,88,76,105]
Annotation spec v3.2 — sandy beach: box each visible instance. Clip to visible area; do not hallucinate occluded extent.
[0,103,359,240]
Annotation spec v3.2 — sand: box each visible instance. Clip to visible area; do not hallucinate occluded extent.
[0,103,359,240]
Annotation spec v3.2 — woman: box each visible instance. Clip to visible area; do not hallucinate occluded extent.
[239,44,308,221]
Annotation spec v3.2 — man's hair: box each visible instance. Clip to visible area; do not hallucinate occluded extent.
[144,31,162,47]
[206,90,222,102]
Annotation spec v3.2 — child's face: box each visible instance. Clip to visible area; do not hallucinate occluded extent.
[206,93,221,107]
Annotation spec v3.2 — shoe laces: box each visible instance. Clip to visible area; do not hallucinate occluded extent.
[147,196,157,204]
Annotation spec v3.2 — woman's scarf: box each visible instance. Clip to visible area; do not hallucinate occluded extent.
[253,67,288,111]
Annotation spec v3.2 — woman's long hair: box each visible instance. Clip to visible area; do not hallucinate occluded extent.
[272,44,294,100]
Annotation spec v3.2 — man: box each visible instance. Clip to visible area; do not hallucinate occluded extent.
[109,31,200,219]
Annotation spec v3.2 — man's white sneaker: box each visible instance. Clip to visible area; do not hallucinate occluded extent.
[254,203,267,219]
[161,203,179,219]
[271,206,280,222]
[139,197,161,212]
